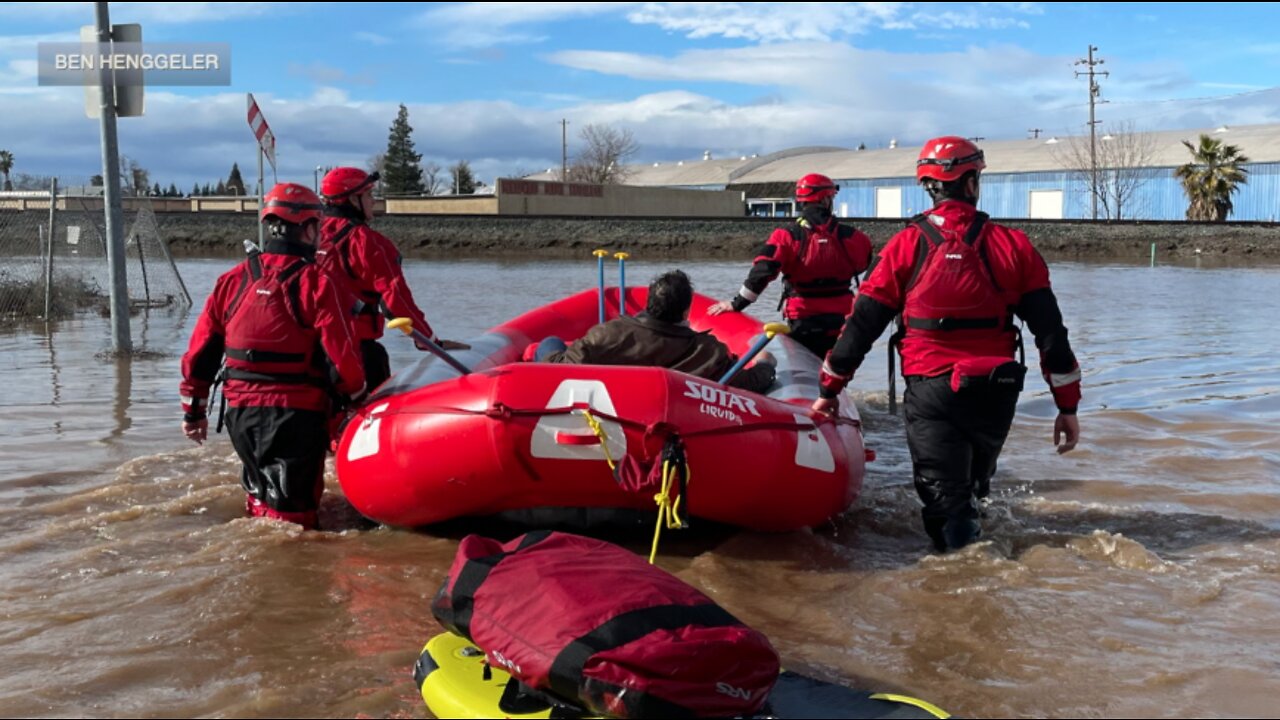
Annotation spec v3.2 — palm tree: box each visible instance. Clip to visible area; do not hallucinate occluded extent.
[0,150,13,191]
[1175,134,1250,222]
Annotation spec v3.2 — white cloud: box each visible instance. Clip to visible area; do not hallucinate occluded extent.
[415,2,633,49]
[287,62,376,87]
[549,42,1076,106]
[354,31,392,46]
[4,75,1273,192]
[408,1,1043,50]
[0,2,283,24]
[621,2,1042,42]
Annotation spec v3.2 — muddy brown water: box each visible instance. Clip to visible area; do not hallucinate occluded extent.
[1,257,1277,718]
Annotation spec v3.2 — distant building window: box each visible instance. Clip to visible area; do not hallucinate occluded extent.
[747,198,795,218]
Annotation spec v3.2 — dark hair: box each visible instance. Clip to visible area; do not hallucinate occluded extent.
[923,170,980,205]
[646,270,693,323]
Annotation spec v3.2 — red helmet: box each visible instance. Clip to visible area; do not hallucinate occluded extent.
[795,173,839,204]
[260,183,323,225]
[321,167,379,202]
[916,136,986,182]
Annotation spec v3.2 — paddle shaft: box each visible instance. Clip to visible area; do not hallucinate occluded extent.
[594,250,608,324]
[718,332,776,385]
[615,252,629,317]
[384,311,471,375]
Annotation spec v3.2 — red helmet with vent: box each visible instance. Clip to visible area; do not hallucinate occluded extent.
[916,136,986,182]
[260,183,323,225]
[321,167,379,202]
[795,173,839,204]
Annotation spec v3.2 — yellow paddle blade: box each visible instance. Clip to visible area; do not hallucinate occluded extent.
[386,318,414,335]
[613,252,630,260]
[593,249,610,258]
[763,321,790,338]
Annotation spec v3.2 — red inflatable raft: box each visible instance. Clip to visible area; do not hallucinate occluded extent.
[335,288,866,532]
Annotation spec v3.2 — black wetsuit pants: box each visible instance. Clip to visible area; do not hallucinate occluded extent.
[225,406,329,514]
[361,339,392,392]
[788,313,847,358]
[903,374,1020,551]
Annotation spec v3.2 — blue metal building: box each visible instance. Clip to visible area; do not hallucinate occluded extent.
[536,124,1280,221]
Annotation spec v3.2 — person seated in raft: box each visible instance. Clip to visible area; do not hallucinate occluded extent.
[530,269,777,394]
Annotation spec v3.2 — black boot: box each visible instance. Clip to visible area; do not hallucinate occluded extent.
[941,518,982,551]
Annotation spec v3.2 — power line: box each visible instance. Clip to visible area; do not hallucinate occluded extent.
[1105,84,1280,107]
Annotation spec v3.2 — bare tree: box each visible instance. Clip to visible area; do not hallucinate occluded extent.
[1052,121,1157,220]
[119,155,150,197]
[567,123,638,184]
[422,161,445,195]
[365,153,387,197]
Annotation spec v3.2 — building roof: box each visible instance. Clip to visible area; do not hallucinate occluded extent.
[530,122,1280,187]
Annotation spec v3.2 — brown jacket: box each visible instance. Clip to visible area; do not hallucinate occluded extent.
[545,313,775,394]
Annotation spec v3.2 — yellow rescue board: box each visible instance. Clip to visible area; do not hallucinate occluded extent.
[413,632,950,719]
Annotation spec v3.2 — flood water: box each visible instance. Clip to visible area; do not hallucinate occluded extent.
[1,256,1278,718]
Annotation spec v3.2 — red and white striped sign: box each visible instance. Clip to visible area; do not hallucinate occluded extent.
[246,92,277,171]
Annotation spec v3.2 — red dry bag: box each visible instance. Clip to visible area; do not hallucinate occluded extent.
[432,531,780,718]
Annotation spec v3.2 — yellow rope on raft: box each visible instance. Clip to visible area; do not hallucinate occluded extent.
[580,409,616,472]
[649,459,690,564]
[581,409,688,565]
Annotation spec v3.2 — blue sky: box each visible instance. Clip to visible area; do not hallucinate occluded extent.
[1,2,1277,189]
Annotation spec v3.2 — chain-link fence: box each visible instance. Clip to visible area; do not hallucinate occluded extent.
[0,179,192,323]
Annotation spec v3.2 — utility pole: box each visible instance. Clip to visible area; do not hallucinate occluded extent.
[95,1,131,352]
[1075,45,1108,221]
[1027,128,1042,139]
[560,118,569,181]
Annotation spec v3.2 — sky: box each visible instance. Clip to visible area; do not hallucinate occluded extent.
[1,1,1278,190]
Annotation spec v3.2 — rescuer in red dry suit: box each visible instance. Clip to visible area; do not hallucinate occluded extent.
[812,137,1083,553]
[180,183,366,529]
[318,167,468,391]
[708,173,872,358]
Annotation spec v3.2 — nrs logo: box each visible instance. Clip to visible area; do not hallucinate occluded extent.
[715,682,755,701]
[683,380,761,418]
[944,253,963,260]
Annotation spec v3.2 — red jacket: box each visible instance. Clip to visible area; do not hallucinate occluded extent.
[734,214,872,319]
[180,251,365,413]
[863,201,1045,377]
[821,200,1081,411]
[318,216,434,342]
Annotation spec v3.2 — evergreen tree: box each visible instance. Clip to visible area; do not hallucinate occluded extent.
[167,182,179,197]
[215,179,227,195]
[226,162,247,196]
[152,182,162,196]
[382,103,425,195]
[449,160,477,195]
[191,182,200,197]
[202,183,212,196]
